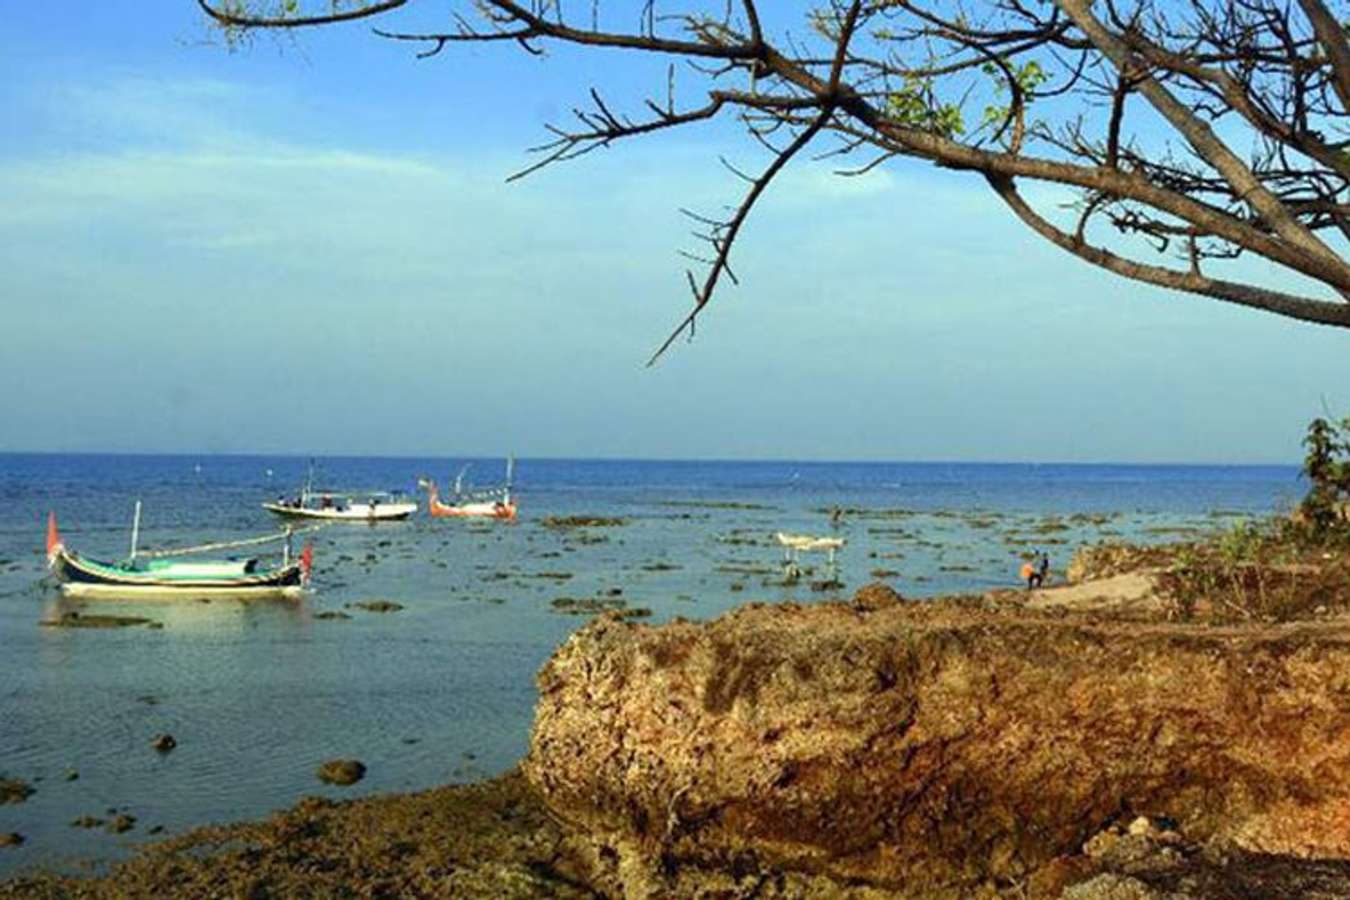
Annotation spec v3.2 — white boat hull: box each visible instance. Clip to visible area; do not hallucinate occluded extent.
[262,502,417,521]
[60,583,305,601]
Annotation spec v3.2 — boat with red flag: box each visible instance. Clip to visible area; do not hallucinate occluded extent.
[46,505,313,600]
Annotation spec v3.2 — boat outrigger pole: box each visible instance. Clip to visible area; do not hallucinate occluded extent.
[129,500,142,563]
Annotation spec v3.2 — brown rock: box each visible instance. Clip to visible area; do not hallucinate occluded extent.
[350,600,404,613]
[0,833,23,848]
[0,779,33,805]
[0,771,597,897]
[151,734,176,753]
[1060,874,1164,899]
[525,588,1350,896]
[317,759,366,786]
[1084,829,1123,859]
[851,581,903,611]
[107,814,136,834]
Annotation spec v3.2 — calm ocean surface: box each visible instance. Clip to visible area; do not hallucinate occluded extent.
[0,454,1303,875]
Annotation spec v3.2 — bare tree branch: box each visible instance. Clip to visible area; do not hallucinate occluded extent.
[198,0,406,29]
[647,108,834,365]
[198,0,1350,354]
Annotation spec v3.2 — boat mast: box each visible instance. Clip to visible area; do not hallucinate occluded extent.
[505,455,515,504]
[129,500,142,562]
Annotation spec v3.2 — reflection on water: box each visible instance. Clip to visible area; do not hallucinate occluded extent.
[0,454,1302,876]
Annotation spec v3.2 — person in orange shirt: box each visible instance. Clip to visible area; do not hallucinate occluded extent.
[1021,553,1045,590]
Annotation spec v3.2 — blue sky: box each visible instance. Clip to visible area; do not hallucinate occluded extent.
[1,2,1345,462]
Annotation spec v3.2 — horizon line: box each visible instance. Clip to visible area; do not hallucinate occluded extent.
[0,449,1302,469]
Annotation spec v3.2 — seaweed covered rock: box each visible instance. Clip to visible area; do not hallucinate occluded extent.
[317,759,366,786]
[350,600,404,613]
[525,588,1350,896]
[0,772,596,898]
[0,780,33,806]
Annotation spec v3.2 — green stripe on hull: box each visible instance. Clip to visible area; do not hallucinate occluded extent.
[76,557,252,581]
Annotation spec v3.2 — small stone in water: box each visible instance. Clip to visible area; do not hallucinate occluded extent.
[351,600,404,613]
[317,759,366,786]
[151,734,177,753]
[0,779,34,805]
[107,814,136,834]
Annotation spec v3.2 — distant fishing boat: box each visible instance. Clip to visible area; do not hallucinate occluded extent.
[45,505,312,600]
[263,460,417,522]
[419,457,517,520]
[262,492,418,522]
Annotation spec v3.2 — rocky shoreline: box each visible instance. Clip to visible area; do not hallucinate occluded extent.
[8,556,1350,897]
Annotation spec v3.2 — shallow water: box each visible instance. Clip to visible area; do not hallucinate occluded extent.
[0,454,1303,875]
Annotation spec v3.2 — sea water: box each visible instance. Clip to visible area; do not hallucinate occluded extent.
[0,454,1303,876]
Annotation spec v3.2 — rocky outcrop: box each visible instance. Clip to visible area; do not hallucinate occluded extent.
[1,772,595,899]
[525,584,1350,897]
[1066,544,1175,584]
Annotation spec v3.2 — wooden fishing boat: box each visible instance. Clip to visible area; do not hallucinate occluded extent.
[263,460,418,521]
[418,457,517,520]
[262,491,418,521]
[46,509,312,600]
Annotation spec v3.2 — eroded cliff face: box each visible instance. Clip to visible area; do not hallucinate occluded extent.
[524,585,1350,897]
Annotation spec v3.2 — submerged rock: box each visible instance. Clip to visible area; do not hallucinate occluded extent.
[550,597,626,615]
[0,833,23,848]
[107,814,136,834]
[313,610,352,621]
[540,515,626,528]
[69,816,104,829]
[525,584,1350,896]
[350,600,404,613]
[317,759,366,786]
[39,612,154,629]
[0,779,33,805]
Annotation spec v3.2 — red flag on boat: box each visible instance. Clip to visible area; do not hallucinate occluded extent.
[300,541,314,583]
[45,512,62,563]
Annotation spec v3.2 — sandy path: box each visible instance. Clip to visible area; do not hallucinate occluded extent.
[1020,569,1166,613]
